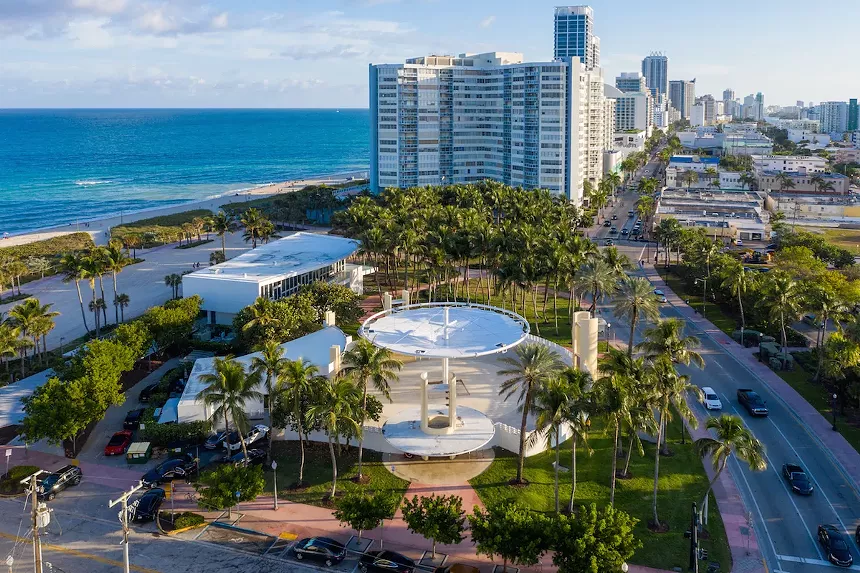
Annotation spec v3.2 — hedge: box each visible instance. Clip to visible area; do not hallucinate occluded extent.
[113,210,213,230]
[0,465,40,495]
[0,233,94,260]
[139,417,210,448]
[173,511,205,529]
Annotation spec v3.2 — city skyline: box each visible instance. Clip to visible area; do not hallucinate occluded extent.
[1,0,859,108]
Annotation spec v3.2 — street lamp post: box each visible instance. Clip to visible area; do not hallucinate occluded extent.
[271,460,278,511]
[695,278,707,318]
[832,393,838,431]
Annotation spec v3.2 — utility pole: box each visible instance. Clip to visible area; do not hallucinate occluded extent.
[109,482,143,573]
[20,471,49,573]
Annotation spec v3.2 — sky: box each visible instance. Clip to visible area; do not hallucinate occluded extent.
[1,0,858,109]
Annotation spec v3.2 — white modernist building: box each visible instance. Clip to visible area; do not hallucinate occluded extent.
[820,101,849,135]
[614,91,653,133]
[751,155,827,174]
[369,51,607,204]
[182,232,362,325]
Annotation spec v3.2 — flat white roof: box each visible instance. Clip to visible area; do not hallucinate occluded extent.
[382,406,495,457]
[186,232,359,284]
[360,303,529,358]
[0,369,54,428]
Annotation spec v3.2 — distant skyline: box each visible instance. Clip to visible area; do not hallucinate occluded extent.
[1,0,858,108]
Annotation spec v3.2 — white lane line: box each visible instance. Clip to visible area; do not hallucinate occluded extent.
[721,393,823,561]
[776,553,860,570]
[767,416,860,552]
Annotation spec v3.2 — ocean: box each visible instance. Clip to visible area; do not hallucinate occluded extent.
[0,109,370,235]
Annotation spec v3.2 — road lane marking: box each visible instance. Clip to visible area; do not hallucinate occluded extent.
[0,530,161,573]
[776,553,860,570]
[721,393,823,562]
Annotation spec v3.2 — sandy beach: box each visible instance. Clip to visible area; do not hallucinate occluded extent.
[1,171,366,248]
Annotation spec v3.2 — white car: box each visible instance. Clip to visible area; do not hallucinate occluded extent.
[224,424,270,452]
[653,289,668,303]
[702,387,722,410]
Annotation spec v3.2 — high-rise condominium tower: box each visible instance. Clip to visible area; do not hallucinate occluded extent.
[369,52,606,204]
[641,53,668,98]
[669,79,695,120]
[849,99,858,131]
[820,101,849,134]
[554,6,600,69]
[616,72,646,93]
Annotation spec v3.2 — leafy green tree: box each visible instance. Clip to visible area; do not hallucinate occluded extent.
[234,295,318,351]
[401,495,466,558]
[195,464,265,517]
[298,281,364,325]
[112,321,151,360]
[469,501,551,573]
[20,377,90,451]
[694,415,766,508]
[334,491,400,542]
[551,503,641,573]
[197,357,263,460]
[341,338,402,480]
[142,296,202,353]
[613,276,661,357]
[497,343,564,484]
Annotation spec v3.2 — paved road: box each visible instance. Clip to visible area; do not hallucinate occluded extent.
[597,188,860,573]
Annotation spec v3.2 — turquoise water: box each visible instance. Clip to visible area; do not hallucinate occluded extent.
[0,109,370,235]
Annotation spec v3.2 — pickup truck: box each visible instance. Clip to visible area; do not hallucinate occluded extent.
[737,388,768,416]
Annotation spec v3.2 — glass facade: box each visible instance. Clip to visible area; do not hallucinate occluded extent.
[258,260,344,301]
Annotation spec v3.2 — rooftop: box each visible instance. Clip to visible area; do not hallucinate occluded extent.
[186,232,359,284]
[360,303,529,359]
[759,170,847,179]
[670,155,720,165]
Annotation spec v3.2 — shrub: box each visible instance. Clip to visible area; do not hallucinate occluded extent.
[139,420,210,448]
[0,465,40,495]
[793,350,817,372]
[173,512,205,529]
[158,367,186,392]
[0,233,93,261]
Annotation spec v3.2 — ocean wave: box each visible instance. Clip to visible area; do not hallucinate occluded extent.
[75,180,112,186]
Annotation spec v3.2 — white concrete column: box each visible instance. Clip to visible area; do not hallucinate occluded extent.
[329,345,341,376]
[383,292,393,310]
[324,310,336,327]
[441,358,449,395]
[572,310,591,366]
[402,289,410,305]
[575,315,599,376]
[448,370,457,428]
[420,372,429,433]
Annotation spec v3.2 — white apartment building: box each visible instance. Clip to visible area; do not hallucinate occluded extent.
[751,155,827,174]
[691,104,706,127]
[369,52,607,203]
[820,101,849,135]
[616,72,646,93]
[614,91,652,132]
[787,130,831,147]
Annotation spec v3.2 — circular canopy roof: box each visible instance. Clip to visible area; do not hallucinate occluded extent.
[382,406,495,457]
[359,303,529,358]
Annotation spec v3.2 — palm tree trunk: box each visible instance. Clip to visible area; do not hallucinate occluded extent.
[327,433,338,498]
[553,281,559,336]
[701,457,727,510]
[627,309,637,357]
[235,422,249,461]
[516,388,531,483]
[622,433,635,477]
[221,234,226,256]
[75,279,90,335]
[610,421,619,506]
[554,432,560,513]
[120,305,125,323]
[99,275,108,325]
[568,436,578,513]
[652,410,664,527]
[531,287,541,336]
[738,289,745,346]
[357,384,368,479]
[112,271,120,326]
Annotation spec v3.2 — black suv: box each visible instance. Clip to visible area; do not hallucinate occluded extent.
[124,408,146,430]
[38,465,83,501]
[141,455,198,488]
[293,537,347,567]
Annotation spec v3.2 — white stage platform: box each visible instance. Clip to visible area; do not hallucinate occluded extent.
[382,405,495,459]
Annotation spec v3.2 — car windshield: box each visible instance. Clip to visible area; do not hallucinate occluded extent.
[157,460,181,472]
[706,393,718,401]
[41,475,58,488]
[108,435,126,446]
[791,473,809,483]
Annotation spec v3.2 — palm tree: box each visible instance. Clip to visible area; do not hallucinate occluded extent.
[613,276,661,357]
[578,259,616,313]
[280,358,323,485]
[497,343,564,484]
[86,250,110,327]
[124,234,142,259]
[250,341,290,463]
[720,260,751,345]
[59,252,90,335]
[595,348,638,506]
[527,376,572,514]
[210,211,237,256]
[241,208,268,248]
[5,260,27,296]
[637,318,705,369]
[558,367,593,513]
[103,241,129,325]
[650,357,701,528]
[241,297,277,342]
[341,339,402,480]
[197,357,263,460]
[0,324,20,381]
[164,274,182,300]
[115,293,130,322]
[307,376,363,498]
[682,170,699,190]
[764,272,802,350]
[694,414,766,510]
[88,298,106,337]
[11,298,59,365]
[739,171,756,191]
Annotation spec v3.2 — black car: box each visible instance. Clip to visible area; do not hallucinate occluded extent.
[603,220,611,227]
[204,430,228,450]
[293,537,347,567]
[782,463,813,495]
[359,550,415,573]
[141,455,198,488]
[37,465,83,501]
[228,449,266,468]
[611,214,618,220]
[138,384,158,404]
[819,524,853,567]
[132,488,165,522]
[124,408,146,430]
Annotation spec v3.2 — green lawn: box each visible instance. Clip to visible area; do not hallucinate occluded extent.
[656,268,737,336]
[777,363,860,455]
[267,441,410,508]
[818,228,860,255]
[469,416,730,571]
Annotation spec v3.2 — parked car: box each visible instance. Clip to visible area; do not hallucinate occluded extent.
[38,465,83,501]
[735,239,744,246]
[123,408,146,430]
[621,228,629,235]
[701,387,722,410]
[141,455,198,488]
[224,425,269,452]
[204,430,229,450]
[132,488,165,522]
[104,430,134,456]
[782,463,814,495]
[359,550,415,573]
[818,524,853,567]
[628,211,635,217]
[138,384,158,404]
[228,449,266,468]
[292,537,347,567]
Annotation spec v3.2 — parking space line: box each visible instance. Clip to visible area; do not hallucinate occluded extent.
[776,553,860,570]
[0,530,161,573]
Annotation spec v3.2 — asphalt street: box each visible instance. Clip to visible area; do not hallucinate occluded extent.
[596,154,860,573]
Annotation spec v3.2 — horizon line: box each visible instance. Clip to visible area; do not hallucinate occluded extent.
[0,107,371,111]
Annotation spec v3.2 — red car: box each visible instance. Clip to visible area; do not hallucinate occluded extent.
[104,430,133,456]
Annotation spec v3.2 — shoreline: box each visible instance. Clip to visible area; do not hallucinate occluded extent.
[1,170,367,248]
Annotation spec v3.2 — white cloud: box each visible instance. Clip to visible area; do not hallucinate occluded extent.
[211,12,228,30]
[479,15,495,29]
